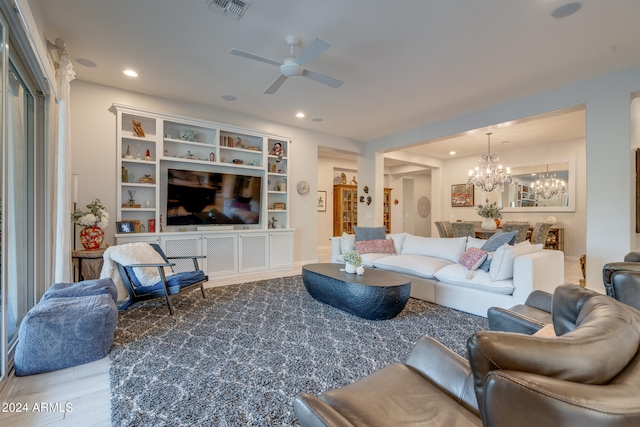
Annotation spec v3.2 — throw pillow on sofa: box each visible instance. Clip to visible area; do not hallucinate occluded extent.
[459,247,489,271]
[478,230,519,271]
[401,234,467,263]
[341,232,356,254]
[354,226,386,241]
[354,239,397,255]
[489,241,543,281]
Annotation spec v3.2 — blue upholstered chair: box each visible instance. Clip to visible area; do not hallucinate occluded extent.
[115,243,207,315]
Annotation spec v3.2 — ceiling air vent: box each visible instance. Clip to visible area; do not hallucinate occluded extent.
[207,0,251,20]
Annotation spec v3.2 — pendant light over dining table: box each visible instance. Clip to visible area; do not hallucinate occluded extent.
[467,132,512,192]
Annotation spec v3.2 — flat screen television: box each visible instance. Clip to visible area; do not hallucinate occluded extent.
[166,168,262,226]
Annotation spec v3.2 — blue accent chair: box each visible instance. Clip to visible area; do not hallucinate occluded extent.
[115,243,207,315]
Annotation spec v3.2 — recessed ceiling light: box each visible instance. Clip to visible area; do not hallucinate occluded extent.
[123,69,138,77]
[76,58,96,68]
[312,118,323,122]
[296,112,305,118]
[550,2,582,19]
[222,95,237,101]
[449,151,456,155]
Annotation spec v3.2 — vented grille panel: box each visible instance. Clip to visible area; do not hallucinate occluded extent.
[240,235,267,271]
[207,0,250,20]
[163,238,201,273]
[205,235,237,275]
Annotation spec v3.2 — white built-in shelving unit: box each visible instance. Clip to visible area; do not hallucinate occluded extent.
[113,104,293,276]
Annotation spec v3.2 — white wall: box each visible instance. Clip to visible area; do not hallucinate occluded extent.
[69,80,364,265]
[387,173,432,237]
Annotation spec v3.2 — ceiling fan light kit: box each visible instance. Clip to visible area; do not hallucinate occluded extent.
[230,35,343,94]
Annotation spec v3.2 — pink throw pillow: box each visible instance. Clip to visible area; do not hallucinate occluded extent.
[354,239,397,255]
[459,247,489,271]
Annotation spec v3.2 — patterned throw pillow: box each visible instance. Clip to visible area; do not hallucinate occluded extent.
[354,239,397,255]
[458,247,489,271]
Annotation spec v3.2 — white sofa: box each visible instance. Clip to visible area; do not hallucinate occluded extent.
[331,233,565,317]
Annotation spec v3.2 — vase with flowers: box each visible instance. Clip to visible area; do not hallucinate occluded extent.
[72,198,109,250]
[475,201,502,231]
[342,250,363,274]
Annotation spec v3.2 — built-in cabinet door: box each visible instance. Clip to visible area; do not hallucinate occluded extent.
[270,231,293,269]
[203,234,238,276]
[239,233,268,273]
[161,235,202,273]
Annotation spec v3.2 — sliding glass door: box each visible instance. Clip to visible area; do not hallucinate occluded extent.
[5,60,36,349]
[0,4,45,385]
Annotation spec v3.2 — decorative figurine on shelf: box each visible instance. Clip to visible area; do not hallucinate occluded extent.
[132,119,145,137]
[268,216,278,229]
[144,149,151,161]
[271,142,284,162]
[351,176,358,185]
[123,145,133,159]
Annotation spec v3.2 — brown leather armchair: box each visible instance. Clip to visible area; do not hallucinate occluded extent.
[603,251,640,311]
[293,284,640,426]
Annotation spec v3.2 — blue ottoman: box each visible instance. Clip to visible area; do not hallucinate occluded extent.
[41,278,117,303]
[14,294,118,376]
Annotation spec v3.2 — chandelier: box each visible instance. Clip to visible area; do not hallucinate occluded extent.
[467,133,512,192]
[530,165,566,200]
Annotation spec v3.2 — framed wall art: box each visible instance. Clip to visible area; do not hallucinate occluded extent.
[451,184,474,207]
[116,221,136,233]
[317,191,327,212]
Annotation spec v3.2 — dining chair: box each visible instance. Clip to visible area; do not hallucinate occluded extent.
[451,221,475,237]
[501,222,531,243]
[435,221,453,238]
[530,222,554,245]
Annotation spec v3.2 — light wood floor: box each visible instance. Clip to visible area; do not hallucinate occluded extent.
[0,254,583,427]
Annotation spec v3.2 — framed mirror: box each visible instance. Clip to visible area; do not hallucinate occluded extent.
[486,157,575,212]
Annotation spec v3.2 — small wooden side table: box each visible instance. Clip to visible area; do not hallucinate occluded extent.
[72,248,106,281]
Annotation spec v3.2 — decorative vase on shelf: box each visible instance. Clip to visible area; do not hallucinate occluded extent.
[345,263,358,274]
[481,218,497,231]
[80,226,104,250]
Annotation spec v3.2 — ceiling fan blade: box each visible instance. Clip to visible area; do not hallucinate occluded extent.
[229,48,282,67]
[293,38,331,66]
[264,74,288,94]
[301,69,343,89]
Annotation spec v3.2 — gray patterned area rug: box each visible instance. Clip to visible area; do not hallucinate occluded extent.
[110,275,488,426]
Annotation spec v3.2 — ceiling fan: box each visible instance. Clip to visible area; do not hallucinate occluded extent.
[230,35,343,94]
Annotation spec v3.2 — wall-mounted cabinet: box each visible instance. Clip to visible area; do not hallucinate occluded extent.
[113,104,293,275]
